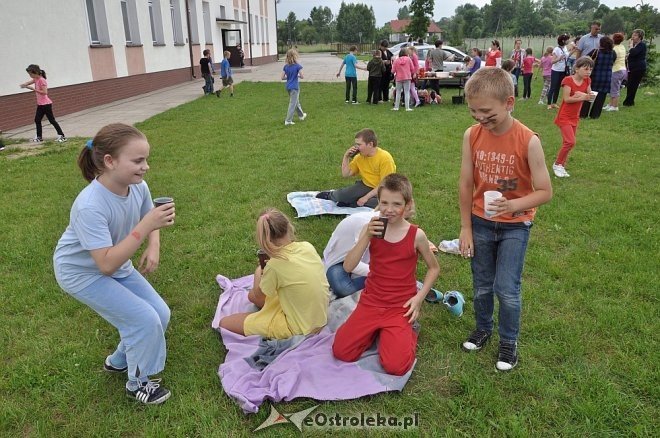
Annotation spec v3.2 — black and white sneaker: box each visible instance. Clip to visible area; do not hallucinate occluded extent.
[462,329,491,351]
[496,341,518,371]
[126,379,171,405]
[315,191,333,200]
[103,356,128,373]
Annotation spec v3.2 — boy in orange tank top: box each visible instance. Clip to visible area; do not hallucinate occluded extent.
[458,68,553,371]
[332,174,439,376]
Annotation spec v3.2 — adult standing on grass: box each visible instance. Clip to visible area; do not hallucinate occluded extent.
[427,40,452,94]
[53,123,175,404]
[622,29,647,107]
[580,36,616,120]
[509,39,524,97]
[576,21,603,58]
[379,40,394,103]
[484,40,502,67]
[547,34,570,109]
[604,33,628,112]
[281,49,306,126]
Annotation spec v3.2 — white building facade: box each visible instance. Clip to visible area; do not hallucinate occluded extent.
[1,0,278,131]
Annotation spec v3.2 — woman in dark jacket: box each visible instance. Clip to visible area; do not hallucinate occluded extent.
[622,29,647,106]
[379,40,394,102]
[580,36,616,119]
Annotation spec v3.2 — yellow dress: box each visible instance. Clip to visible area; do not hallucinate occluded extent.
[244,241,330,339]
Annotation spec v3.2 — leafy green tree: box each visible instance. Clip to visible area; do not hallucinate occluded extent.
[285,12,297,42]
[454,3,483,38]
[298,21,318,44]
[375,24,393,44]
[336,2,376,42]
[602,11,625,34]
[406,0,435,39]
[561,0,599,14]
[398,5,410,19]
[309,6,334,43]
[513,0,541,36]
[481,0,513,35]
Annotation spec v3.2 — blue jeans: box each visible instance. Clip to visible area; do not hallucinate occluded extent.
[203,73,214,94]
[470,215,532,343]
[70,270,170,383]
[326,262,366,298]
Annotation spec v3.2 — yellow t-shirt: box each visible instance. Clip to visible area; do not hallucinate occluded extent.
[244,241,329,339]
[349,148,396,188]
[612,44,626,72]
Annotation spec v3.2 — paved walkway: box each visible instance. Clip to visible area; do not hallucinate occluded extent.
[4,53,365,139]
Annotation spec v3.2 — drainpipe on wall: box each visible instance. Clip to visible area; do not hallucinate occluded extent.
[247,0,253,66]
[274,0,280,61]
[184,0,196,78]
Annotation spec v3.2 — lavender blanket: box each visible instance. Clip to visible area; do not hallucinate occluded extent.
[212,274,416,413]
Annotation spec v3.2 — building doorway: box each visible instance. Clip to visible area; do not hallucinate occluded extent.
[222,29,243,67]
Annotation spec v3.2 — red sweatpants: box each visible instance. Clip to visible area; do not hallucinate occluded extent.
[555,124,578,166]
[332,303,417,376]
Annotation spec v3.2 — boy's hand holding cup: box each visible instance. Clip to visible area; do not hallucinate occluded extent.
[347,146,360,158]
[484,191,503,218]
[369,216,389,239]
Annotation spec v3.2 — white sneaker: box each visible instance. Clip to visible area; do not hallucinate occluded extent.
[605,106,619,112]
[56,135,67,143]
[391,108,399,111]
[552,164,569,178]
[300,113,307,121]
[284,121,295,126]
[30,137,43,143]
[537,100,544,105]
[602,105,611,110]
[405,108,414,112]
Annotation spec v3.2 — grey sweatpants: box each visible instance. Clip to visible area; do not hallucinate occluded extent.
[330,180,378,208]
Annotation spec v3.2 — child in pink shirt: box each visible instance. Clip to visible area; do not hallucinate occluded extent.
[538,47,554,104]
[20,64,66,143]
[391,48,416,111]
[521,48,540,100]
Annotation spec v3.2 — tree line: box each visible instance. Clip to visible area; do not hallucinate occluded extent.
[278,1,659,46]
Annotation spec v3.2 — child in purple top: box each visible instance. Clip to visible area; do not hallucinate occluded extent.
[20,64,66,143]
[281,49,307,126]
[538,47,554,104]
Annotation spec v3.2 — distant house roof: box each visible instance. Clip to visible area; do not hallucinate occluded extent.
[389,19,442,33]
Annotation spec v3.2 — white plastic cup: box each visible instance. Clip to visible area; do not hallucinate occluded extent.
[590,91,598,102]
[484,191,502,217]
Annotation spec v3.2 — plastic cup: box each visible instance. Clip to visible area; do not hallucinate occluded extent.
[153,197,173,208]
[257,249,270,269]
[375,217,389,239]
[590,91,598,101]
[483,191,502,217]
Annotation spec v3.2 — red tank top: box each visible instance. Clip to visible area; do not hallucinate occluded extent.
[360,224,418,308]
[470,119,537,223]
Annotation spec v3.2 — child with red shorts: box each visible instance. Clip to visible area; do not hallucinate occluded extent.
[332,173,439,376]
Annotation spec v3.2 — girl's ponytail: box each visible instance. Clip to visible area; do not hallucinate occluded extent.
[40,70,47,79]
[256,208,294,260]
[77,146,97,182]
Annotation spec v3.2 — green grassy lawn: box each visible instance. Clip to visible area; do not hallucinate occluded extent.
[1,81,658,436]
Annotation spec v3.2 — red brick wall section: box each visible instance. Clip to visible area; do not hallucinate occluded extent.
[0,68,192,133]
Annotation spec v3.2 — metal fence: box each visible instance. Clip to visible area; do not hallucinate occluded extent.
[463,36,562,57]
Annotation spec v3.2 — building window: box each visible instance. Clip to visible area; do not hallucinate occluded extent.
[85,0,110,45]
[265,18,269,43]
[242,12,247,44]
[148,0,165,44]
[169,0,183,44]
[121,1,132,43]
[260,17,265,44]
[220,5,226,19]
[202,2,212,43]
[120,0,142,45]
[187,0,199,44]
[254,16,259,44]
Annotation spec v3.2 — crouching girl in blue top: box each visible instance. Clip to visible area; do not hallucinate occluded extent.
[54,123,176,404]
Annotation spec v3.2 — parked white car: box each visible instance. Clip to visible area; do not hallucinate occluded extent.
[390,44,475,85]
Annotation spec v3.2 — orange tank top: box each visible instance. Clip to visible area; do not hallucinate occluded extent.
[469,119,537,223]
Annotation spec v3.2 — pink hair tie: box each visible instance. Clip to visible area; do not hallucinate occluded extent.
[261,213,270,220]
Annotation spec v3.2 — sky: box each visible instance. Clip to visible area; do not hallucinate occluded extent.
[276,0,647,26]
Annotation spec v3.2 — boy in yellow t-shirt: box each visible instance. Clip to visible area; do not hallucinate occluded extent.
[316,129,396,208]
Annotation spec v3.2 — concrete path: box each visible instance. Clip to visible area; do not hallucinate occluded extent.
[3,53,366,139]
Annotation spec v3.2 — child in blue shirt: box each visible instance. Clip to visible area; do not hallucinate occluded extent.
[337,45,363,104]
[217,51,234,97]
[281,49,307,126]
